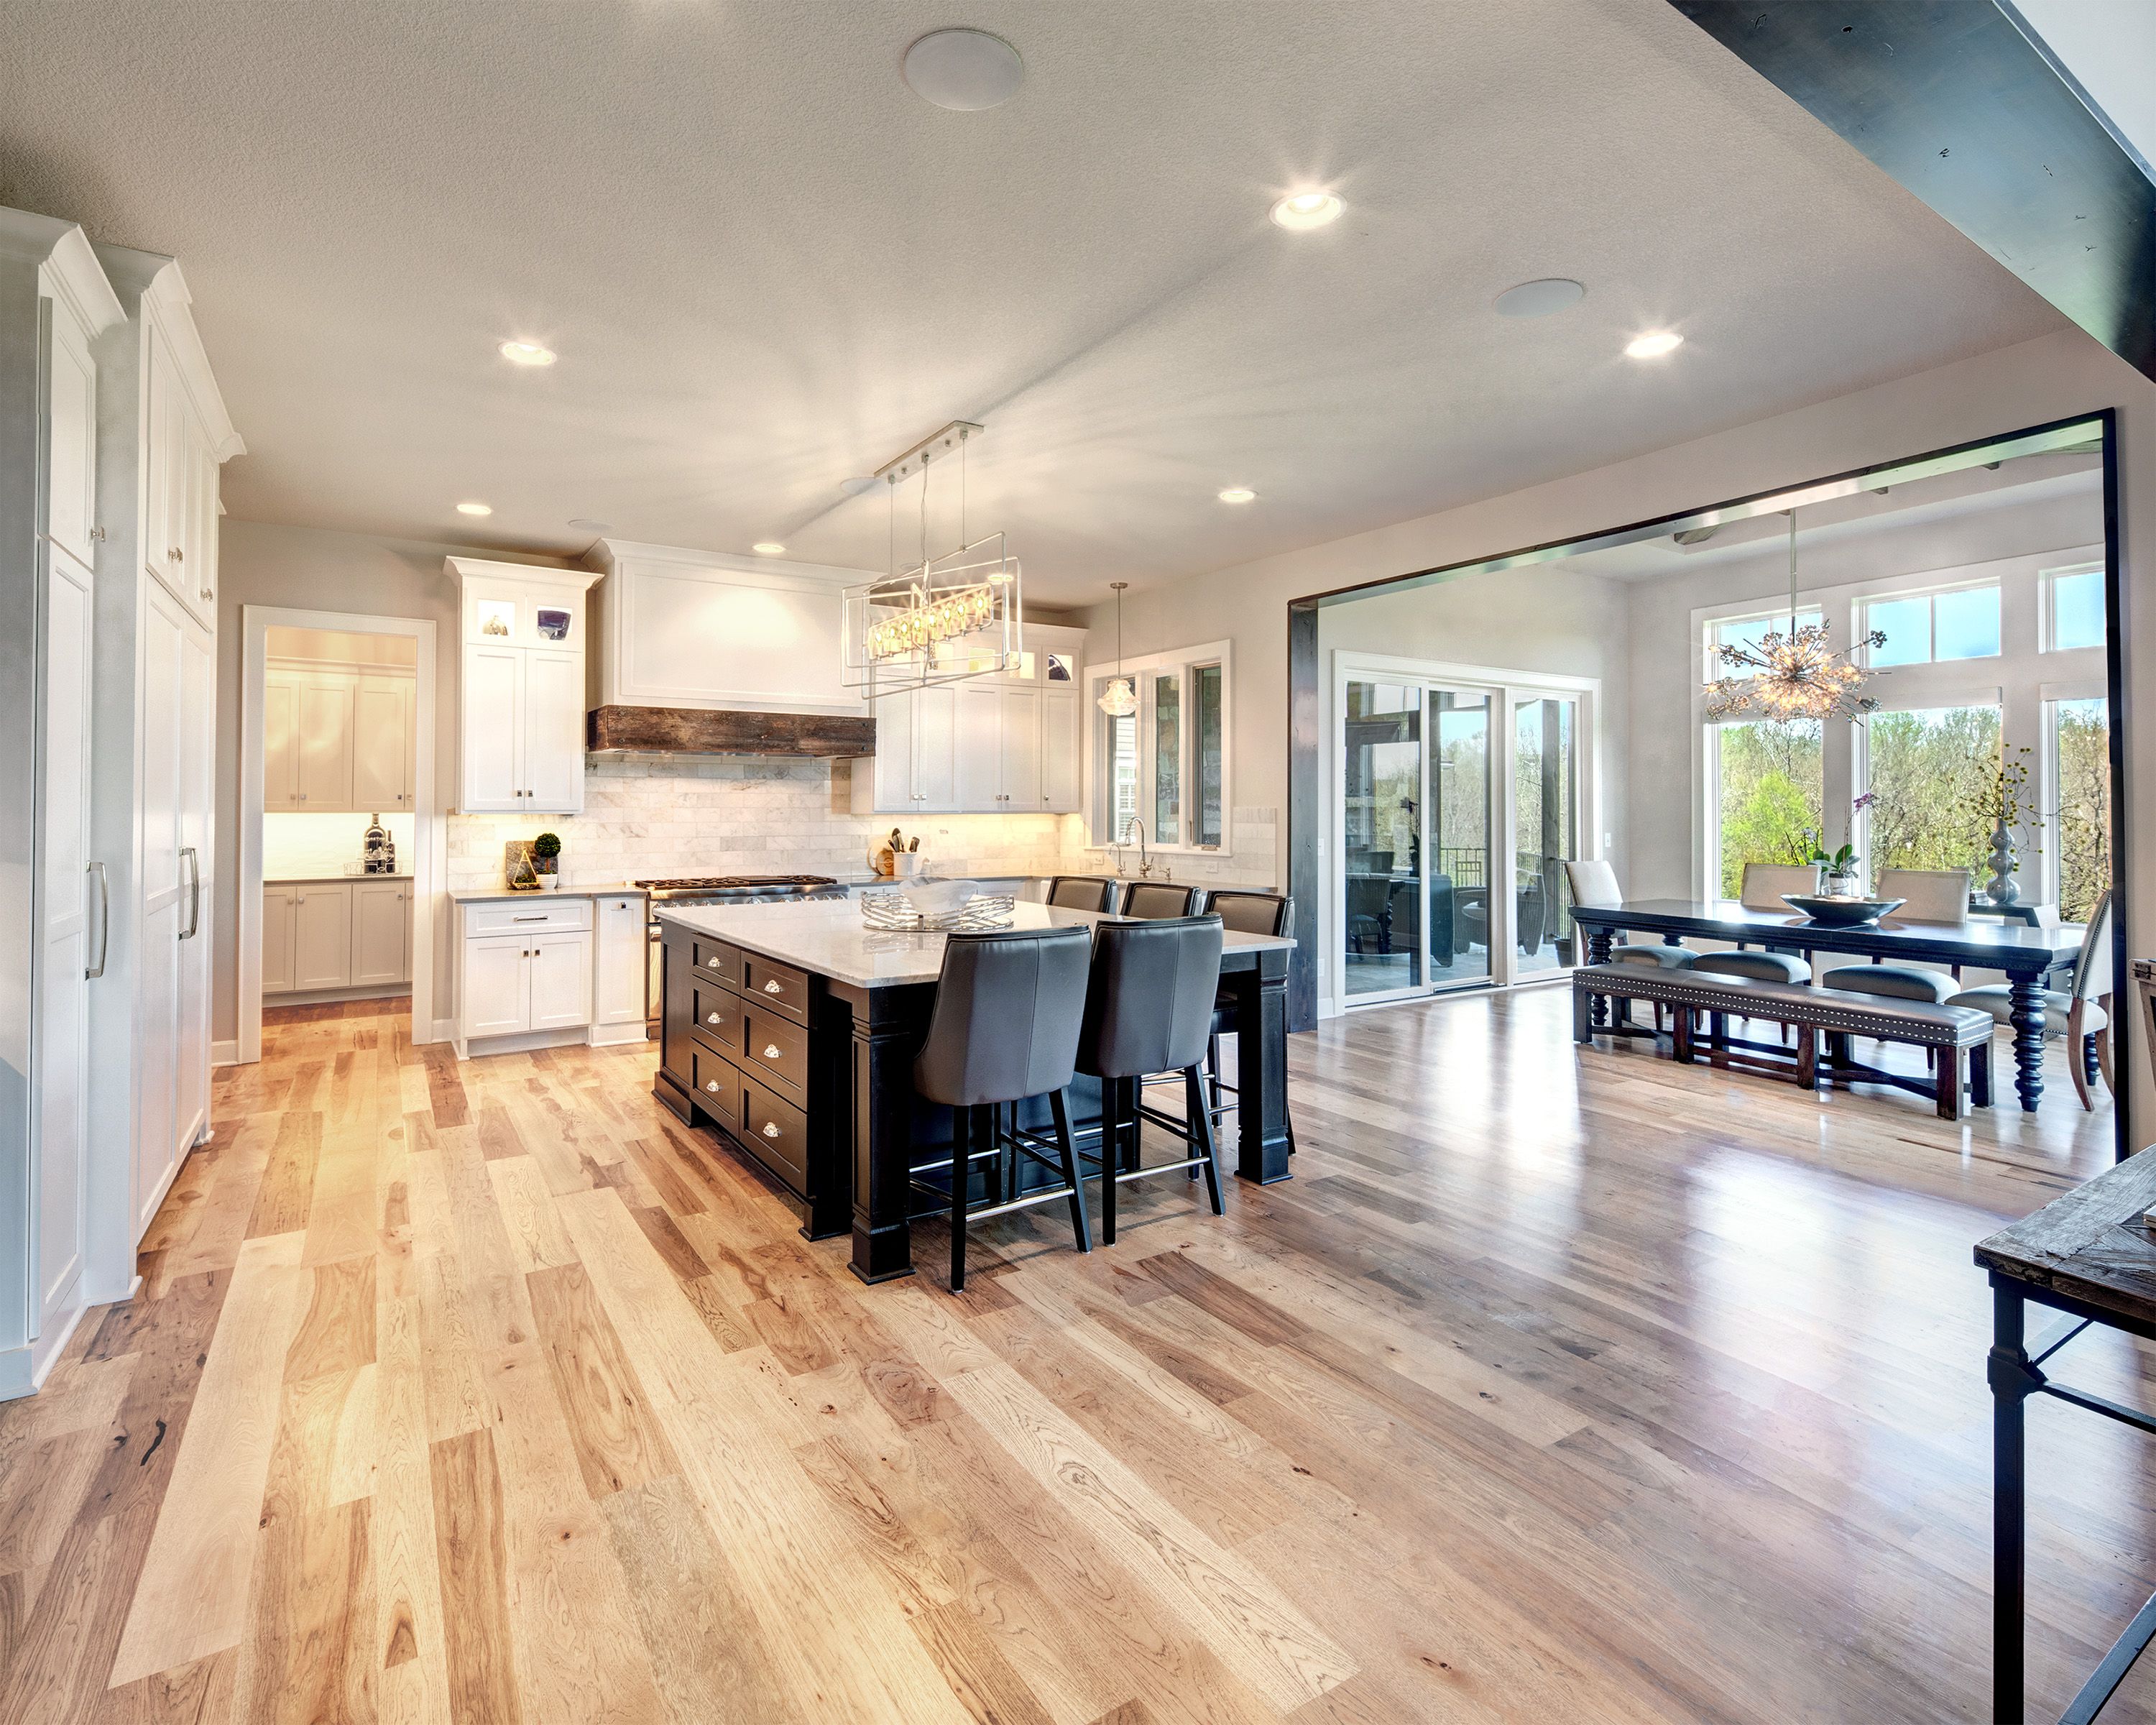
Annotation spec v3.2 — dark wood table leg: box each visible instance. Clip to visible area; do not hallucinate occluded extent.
[1585,926,1612,1028]
[2007,970,2047,1113]
[846,988,923,1284]
[1224,954,1291,1184]
[1990,1280,2027,1722]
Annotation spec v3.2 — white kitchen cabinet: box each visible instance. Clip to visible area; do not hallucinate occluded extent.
[448,561,598,816]
[529,932,595,1031]
[298,673,354,809]
[852,625,1083,816]
[292,883,353,990]
[351,880,412,987]
[591,893,649,1044]
[264,673,300,811]
[461,934,531,1040]
[142,322,221,630]
[351,674,414,809]
[262,886,296,993]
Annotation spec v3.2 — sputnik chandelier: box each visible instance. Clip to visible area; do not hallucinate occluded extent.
[841,421,1021,698]
[1704,510,1885,723]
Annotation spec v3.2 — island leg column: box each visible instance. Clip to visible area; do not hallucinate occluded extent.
[1989,1279,2027,1721]
[847,990,919,1284]
[1225,950,1291,1184]
[2007,970,2047,1113]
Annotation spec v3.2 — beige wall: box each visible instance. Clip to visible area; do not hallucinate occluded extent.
[1075,327,2150,1126]
[211,520,572,1045]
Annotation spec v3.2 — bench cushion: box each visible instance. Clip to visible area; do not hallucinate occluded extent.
[1818,963,1955,1004]
[1575,964,1994,1046]
[1694,950,1812,985]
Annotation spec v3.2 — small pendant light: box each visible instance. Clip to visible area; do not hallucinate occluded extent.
[1096,581,1137,716]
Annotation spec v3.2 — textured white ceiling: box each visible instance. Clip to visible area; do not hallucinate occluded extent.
[0,0,2063,605]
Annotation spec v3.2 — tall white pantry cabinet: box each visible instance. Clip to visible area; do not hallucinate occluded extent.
[0,210,240,1399]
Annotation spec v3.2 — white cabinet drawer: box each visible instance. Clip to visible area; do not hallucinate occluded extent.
[464,896,592,937]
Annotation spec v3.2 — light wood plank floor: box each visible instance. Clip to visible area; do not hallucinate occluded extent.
[0,988,2147,1723]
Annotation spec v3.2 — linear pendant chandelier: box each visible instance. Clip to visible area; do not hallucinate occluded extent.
[840,420,1022,699]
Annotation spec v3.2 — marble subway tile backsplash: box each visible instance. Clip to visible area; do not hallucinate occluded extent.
[444,755,1082,889]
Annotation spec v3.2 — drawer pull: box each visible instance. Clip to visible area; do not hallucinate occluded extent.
[762,1122,781,1139]
[706,1012,722,1026]
[705,1080,721,1093]
[763,980,783,994]
[706,957,721,968]
[763,1044,780,1060]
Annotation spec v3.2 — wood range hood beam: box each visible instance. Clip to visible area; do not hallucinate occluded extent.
[586,705,877,759]
[1667,0,2156,383]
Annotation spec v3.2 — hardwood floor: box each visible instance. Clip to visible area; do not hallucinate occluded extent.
[0,986,2147,1723]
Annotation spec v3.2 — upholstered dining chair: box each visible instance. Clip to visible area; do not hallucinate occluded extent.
[1694,861,1823,986]
[1563,859,1695,1034]
[1817,869,1973,1006]
[1044,875,1118,913]
[1948,891,2114,1110]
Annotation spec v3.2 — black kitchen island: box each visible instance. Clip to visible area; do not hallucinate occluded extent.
[653,898,1295,1284]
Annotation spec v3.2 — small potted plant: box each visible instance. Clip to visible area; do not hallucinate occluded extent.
[1808,792,1876,896]
[531,831,562,891]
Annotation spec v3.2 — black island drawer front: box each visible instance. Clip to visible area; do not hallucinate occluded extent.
[740,1075,810,1192]
[692,937,745,988]
[690,1047,742,1133]
[742,953,810,1023]
[743,1005,808,1099]
[691,981,742,1054]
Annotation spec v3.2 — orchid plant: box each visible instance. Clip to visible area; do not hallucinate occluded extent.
[1807,791,1876,886]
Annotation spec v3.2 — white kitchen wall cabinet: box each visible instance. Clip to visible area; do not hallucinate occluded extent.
[351,673,415,809]
[298,673,354,808]
[853,622,1084,816]
[447,561,599,814]
[264,673,300,811]
[453,893,602,1056]
[591,893,650,1045]
[3,213,126,1399]
[264,661,414,813]
[588,540,872,717]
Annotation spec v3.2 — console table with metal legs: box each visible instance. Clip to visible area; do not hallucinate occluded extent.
[1976,1147,2156,1723]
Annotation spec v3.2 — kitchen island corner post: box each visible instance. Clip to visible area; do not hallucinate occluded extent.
[1227,943,1294,1184]
[837,975,929,1283]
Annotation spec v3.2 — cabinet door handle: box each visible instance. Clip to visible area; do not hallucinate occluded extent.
[763,1044,780,1060]
[762,1122,780,1139]
[170,546,183,563]
[706,1012,721,1026]
[180,847,201,939]
[763,980,782,994]
[86,862,109,978]
[706,1080,721,1093]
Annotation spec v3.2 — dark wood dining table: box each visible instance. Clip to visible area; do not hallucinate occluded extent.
[1567,898,2087,1112]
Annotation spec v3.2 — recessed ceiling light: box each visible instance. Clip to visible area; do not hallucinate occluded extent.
[903,28,1024,110]
[752,542,786,555]
[499,340,556,367]
[1625,330,1685,359]
[1270,191,1342,231]
[456,502,492,516]
[1493,278,1586,318]
[1218,487,1256,505]
[567,518,612,533]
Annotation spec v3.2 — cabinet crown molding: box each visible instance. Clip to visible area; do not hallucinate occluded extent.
[1,214,126,336]
[89,244,244,460]
[446,556,602,592]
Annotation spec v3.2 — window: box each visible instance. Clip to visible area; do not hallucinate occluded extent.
[1090,640,1230,850]
[1713,718,1823,900]
[1710,606,1824,668]
[1864,704,2001,881]
[2050,696,2111,922]
[1863,583,2001,666]
[2045,565,2106,652]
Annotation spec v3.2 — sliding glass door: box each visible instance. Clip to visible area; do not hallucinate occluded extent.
[1337,662,1593,1006]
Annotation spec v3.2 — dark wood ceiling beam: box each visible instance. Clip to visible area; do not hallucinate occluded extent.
[1669,0,2156,382]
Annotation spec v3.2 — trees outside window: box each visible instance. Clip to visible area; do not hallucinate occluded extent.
[1715,719,1823,898]
[2053,696,2110,922]
[1864,705,2001,883]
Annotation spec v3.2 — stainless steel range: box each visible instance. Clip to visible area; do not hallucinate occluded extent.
[637,875,845,1031]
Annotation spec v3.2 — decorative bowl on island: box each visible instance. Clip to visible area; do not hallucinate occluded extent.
[1781,893,1905,927]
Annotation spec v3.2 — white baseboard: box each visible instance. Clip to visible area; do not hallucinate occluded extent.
[0,1294,91,1402]
[459,1026,592,1059]
[211,1039,241,1067]
[428,1017,456,1046]
[589,1023,653,1048]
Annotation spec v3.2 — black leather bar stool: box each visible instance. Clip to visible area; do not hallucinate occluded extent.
[908,925,1093,1291]
[1120,880,1199,918]
[1196,889,1297,1157]
[1044,875,1118,912]
[1076,914,1226,1244]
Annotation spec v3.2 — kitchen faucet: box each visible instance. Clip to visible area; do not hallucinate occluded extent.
[1114,816,1153,879]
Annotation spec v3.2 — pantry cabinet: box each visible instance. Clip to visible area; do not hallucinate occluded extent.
[261,878,412,995]
[351,676,415,809]
[265,664,414,813]
[447,561,599,815]
[852,622,1084,816]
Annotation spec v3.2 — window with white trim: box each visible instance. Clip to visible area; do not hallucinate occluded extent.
[1861,580,2001,666]
[2043,563,2106,652]
[1089,641,1230,850]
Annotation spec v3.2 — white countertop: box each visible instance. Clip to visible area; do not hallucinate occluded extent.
[449,882,649,903]
[267,873,411,884]
[655,897,1293,989]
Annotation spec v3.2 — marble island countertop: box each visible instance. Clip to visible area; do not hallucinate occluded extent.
[655,896,1293,989]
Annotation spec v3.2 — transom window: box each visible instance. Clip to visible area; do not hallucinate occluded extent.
[1863,581,2000,667]
[2045,564,2106,652]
